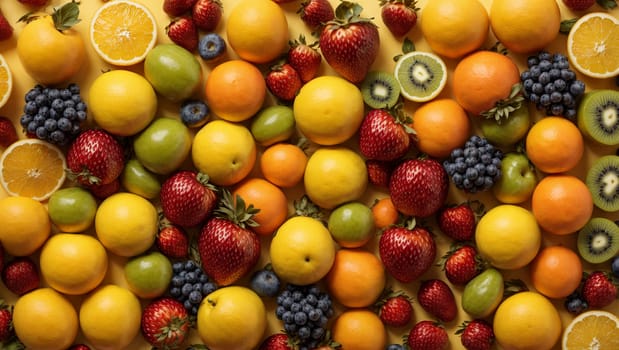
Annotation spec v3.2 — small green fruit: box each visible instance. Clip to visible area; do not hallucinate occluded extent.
[250,105,295,146]
[121,159,161,199]
[462,268,504,318]
[47,187,97,233]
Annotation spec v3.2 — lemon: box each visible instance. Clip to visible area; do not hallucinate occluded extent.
[13,288,79,350]
[567,12,619,79]
[94,192,158,257]
[0,196,51,256]
[562,310,619,349]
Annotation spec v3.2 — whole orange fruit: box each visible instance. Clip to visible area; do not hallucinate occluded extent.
[331,309,388,350]
[371,197,399,229]
[530,245,583,299]
[259,143,308,188]
[232,178,289,236]
[525,117,584,174]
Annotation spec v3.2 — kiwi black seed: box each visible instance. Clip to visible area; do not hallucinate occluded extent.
[577,89,619,146]
[586,155,619,212]
[577,217,619,264]
[359,71,401,109]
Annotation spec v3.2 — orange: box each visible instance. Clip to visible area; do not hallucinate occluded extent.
[331,309,388,350]
[232,178,289,236]
[0,196,51,257]
[452,50,521,117]
[563,310,619,350]
[411,98,471,158]
[525,117,584,174]
[0,54,12,109]
[325,248,386,308]
[259,143,308,188]
[530,245,583,299]
[531,175,593,236]
[204,59,266,122]
[567,12,619,79]
[371,197,399,229]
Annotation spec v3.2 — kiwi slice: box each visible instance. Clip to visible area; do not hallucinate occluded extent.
[586,155,619,212]
[359,71,401,109]
[577,217,619,264]
[577,89,619,146]
[394,51,447,102]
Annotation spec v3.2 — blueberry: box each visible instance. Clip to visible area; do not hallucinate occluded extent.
[198,33,227,61]
[47,88,60,100]
[169,287,181,297]
[35,126,48,139]
[27,121,38,134]
[44,118,57,131]
[34,93,48,107]
[538,51,553,61]
[51,98,64,111]
[60,89,72,100]
[180,99,210,128]
[538,71,551,85]
[387,345,404,350]
[570,80,586,96]
[20,114,32,126]
[531,82,544,94]
[184,260,197,271]
[538,59,552,72]
[63,107,77,120]
[294,311,308,325]
[553,79,567,92]
[68,83,80,95]
[24,101,38,114]
[611,255,619,278]
[282,310,294,324]
[181,283,194,296]
[201,282,217,296]
[290,302,302,313]
[188,290,202,304]
[526,56,539,68]
[565,108,577,120]
[308,308,322,322]
[550,104,564,116]
[185,271,197,283]
[297,326,311,339]
[561,69,576,81]
[565,293,588,314]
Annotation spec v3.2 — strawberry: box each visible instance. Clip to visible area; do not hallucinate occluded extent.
[141,297,191,349]
[582,271,618,308]
[388,157,449,218]
[298,0,335,29]
[379,219,436,283]
[166,16,199,52]
[67,345,91,350]
[160,171,218,228]
[265,63,303,102]
[0,300,13,342]
[258,332,294,350]
[441,244,483,285]
[406,320,449,350]
[192,0,223,32]
[457,319,495,350]
[417,279,458,322]
[318,1,380,83]
[86,177,120,199]
[380,0,419,37]
[66,129,125,186]
[0,117,18,148]
[375,289,413,327]
[18,0,48,6]
[436,201,480,241]
[156,221,189,259]
[366,159,395,188]
[198,189,261,286]
[163,0,197,17]
[562,0,596,11]
[287,35,322,83]
[358,108,413,161]
[1,257,39,296]
[0,10,13,41]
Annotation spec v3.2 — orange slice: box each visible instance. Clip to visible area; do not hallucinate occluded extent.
[90,0,157,66]
[0,53,13,109]
[562,310,619,350]
[0,139,67,201]
[567,12,619,78]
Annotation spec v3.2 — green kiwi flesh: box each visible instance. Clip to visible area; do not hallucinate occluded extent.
[359,71,400,109]
[577,217,619,264]
[394,51,446,102]
[577,89,619,146]
[586,155,619,212]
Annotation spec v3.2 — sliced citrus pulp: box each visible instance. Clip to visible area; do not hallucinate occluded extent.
[562,310,619,350]
[0,53,13,109]
[90,0,157,66]
[0,139,67,201]
[394,51,447,102]
[567,12,619,78]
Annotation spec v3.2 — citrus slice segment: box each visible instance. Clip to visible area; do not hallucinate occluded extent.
[394,51,447,102]
[0,53,13,109]
[562,310,619,350]
[0,139,67,201]
[567,12,619,78]
[90,0,157,66]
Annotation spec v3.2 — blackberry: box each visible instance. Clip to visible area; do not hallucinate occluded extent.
[443,135,503,193]
[168,259,218,316]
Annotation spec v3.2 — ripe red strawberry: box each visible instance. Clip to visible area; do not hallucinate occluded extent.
[359,108,413,161]
[258,332,294,350]
[441,244,483,285]
[166,16,199,52]
[287,35,322,83]
[298,0,335,29]
[198,189,261,286]
[18,0,48,6]
[163,0,197,17]
[66,129,125,186]
[406,320,449,350]
[389,157,449,218]
[417,279,458,322]
[379,220,436,283]
[141,297,191,349]
[0,117,18,148]
[1,257,39,296]
[192,0,223,32]
[0,301,13,342]
[0,10,13,41]
[582,271,618,308]
[156,222,189,259]
[67,345,91,350]
[366,159,395,188]
[375,289,413,327]
[562,0,596,11]
[86,177,120,199]
[380,0,419,37]
[160,171,218,228]
[265,63,303,102]
[436,202,480,241]
[457,319,495,350]
[319,1,380,83]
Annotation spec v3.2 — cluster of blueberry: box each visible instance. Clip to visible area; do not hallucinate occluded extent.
[168,260,218,316]
[19,84,87,145]
[443,135,504,193]
[521,51,586,120]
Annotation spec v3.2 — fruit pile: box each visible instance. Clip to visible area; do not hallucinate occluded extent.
[0,0,617,350]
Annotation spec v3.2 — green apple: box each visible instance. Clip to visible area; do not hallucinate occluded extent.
[144,43,202,102]
[121,158,161,199]
[492,152,538,204]
[133,117,192,175]
[250,105,295,146]
[124,251,173,299]
[480,102,530,147]
[327,201,375,248]
[47,187,97,233]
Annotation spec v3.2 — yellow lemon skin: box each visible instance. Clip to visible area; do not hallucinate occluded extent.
[475,204,541,270]
[0,196,51,256]
[13,288,79,350]
[493,291,562,350]
[293,76,365,146]
[197,286,267,350]
[94,192,158,257]
[192,120,257,186]
[40,233,108,295]
[270,216,337,285]
[79,284,142,350]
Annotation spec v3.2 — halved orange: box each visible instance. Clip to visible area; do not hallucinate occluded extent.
[0,53,13,109]
[90,0,157,66]
[567,12,619,78]
[0,139,67,201]
[562,310,619,349]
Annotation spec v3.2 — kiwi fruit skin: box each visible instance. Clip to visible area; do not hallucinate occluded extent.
[577,89,619,146]
[359,71,401,109]
[394,52,446,102]
[577,217,619,264]
[586,155,619,212]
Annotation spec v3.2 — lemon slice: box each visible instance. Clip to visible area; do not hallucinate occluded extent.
[0,139,67,201]
[562,310,619,350]
[0,54,13,109]
[394,51,447,102]
[567,12,619,78]
[90,0,157,66]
